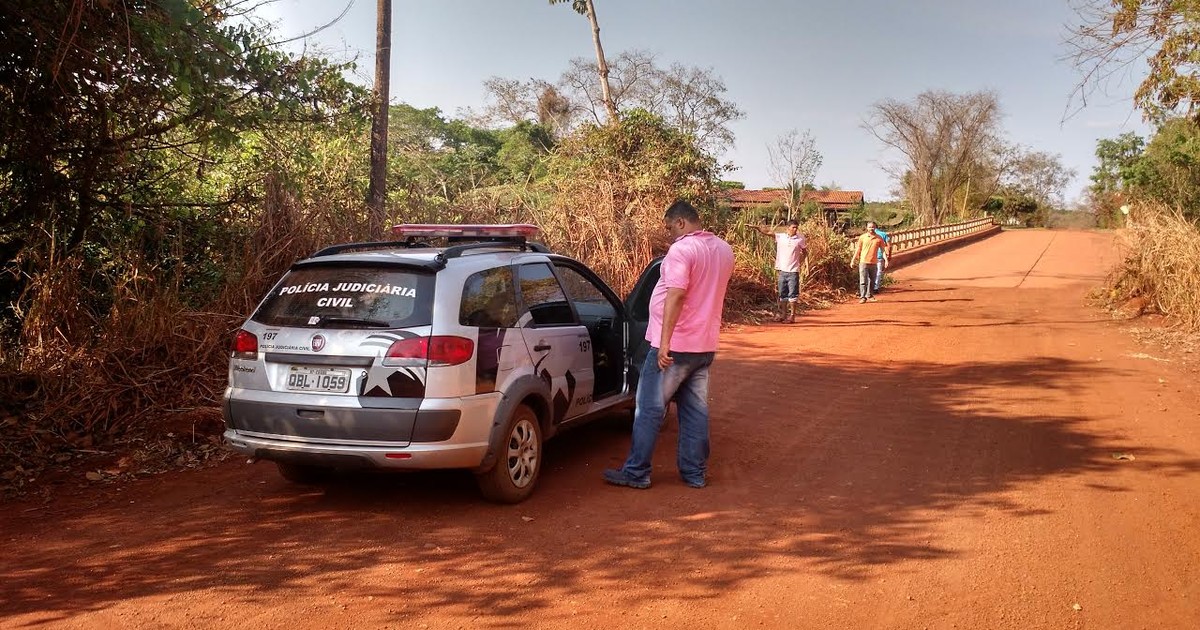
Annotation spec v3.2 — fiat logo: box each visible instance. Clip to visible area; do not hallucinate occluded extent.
[311,335,326,352]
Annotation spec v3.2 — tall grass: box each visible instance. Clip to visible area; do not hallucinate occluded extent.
[1108,205,1200,331]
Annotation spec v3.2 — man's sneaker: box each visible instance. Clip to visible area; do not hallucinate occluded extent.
[603,468,651,489]
[682,477,707,489]
[868,296,878,302]
[858,297,867,304]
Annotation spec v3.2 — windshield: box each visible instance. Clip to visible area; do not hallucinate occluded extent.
[251,264,435,328]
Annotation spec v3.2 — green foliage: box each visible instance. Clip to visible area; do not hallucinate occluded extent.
[0,0,373,449]
[1088,119,1200,223]
[1091,132,1147,193]
[860,203,909,228]
[0,0,367,251]
[1072,1,1200,121]
[1,0,369,347]
[385,105,557,217]
[1114,0,1200,119]
[985,194,1043,227]
[798,200,824,221]
[0,2,779,456]
[549,0,590,15]
[534,109,720,295]
[496,122,555,182]
[1131,117,1200,218]
[548,109,718,205]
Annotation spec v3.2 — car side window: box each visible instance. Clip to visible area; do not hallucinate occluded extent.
[516,263,576,327]
[553,263,618,325]
[459,267,518,328]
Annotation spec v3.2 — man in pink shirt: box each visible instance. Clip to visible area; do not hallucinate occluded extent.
[603,200,735,490]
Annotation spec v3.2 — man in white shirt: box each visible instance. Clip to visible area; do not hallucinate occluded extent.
[753,219,807,323]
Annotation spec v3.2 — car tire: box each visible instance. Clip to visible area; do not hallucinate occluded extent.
[475,404,542,504]
[276,462,333,484]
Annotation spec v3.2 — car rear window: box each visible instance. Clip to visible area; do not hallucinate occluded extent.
[251,264,435,328]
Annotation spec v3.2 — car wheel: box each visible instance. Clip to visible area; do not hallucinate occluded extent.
[276,462,333,484]
[476,404,542,504]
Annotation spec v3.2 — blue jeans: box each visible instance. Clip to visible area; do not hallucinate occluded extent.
[874,260,884,291]
[858,263,878,298]
[777,271,799,301]
[619,348,715,485]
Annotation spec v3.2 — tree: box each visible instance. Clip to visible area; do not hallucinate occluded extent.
[1067,0,1200,121]
[864,90,1001,224]
[476,77,574,136]
[1000,149,1076,210]
[1091,132,1146,194]
[0,0,366,256]
[491,51,745,154]
[1126,117,1200,220]
[653,62,744,155]
[558,50,658,126]
[766,130,823,221]
[540,109,720,294]
[987,147,1076,226]
[550,0,618,124]
[560,51,744,154]
[386,105,505,208]
[367,0,392,235]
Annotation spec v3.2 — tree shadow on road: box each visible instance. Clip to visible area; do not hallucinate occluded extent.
[2,353,1195,627]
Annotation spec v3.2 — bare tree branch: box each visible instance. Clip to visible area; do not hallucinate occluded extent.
[766,129,822,221]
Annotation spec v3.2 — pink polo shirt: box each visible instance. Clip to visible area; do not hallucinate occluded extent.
[647,230,735,353]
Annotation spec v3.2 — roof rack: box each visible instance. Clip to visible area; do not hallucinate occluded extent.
[309,240,423,258]
[307,224,551,267]
[438,239,549,261]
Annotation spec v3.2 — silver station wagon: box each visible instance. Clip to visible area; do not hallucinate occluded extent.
[223,224,660,503]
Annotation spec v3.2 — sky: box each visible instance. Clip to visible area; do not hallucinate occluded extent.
[257,0,1152,204]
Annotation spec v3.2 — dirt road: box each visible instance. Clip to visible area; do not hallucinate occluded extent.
[3,230,1199,629]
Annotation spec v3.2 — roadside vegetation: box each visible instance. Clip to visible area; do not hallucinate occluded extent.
[1102,206,1200,331]
[1068,2,1200,333]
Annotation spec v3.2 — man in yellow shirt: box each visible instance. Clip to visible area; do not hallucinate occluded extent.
[850,221,889,303]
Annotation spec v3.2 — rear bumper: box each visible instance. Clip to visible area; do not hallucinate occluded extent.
[222,388,501,471]
[223,429,489,470]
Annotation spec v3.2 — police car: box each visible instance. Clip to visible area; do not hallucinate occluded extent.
[223,224,659,503]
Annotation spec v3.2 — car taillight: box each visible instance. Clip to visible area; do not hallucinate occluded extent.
[231,329,258,360]
[384,336,474,367]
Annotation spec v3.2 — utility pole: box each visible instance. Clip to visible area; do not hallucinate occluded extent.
[367,0,392,236]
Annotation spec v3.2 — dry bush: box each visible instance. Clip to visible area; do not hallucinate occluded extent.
[1106,205,1200,331]
[452,185,855,315]
[721,212,855,312]
[532,194,665,296]
[4,174,373,464]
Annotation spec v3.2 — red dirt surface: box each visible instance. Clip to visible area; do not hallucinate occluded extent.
[3,229,1199,629]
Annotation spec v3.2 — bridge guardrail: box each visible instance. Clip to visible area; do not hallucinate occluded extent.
[887,217,997,253]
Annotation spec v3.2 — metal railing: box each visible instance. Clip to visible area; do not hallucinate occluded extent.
[887,217,996,253]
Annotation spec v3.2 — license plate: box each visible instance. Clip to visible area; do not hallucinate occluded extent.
[285,366,351,393]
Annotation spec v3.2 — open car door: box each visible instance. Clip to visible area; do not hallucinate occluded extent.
[623,257,662,385]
